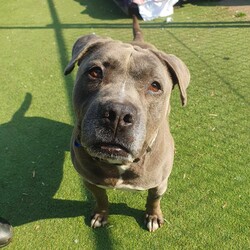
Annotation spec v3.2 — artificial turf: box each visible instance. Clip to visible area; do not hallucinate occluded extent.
[0,0,249,249]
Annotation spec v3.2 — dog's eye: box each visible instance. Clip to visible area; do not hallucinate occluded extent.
[148,81,161,93]
[88,67,103,79]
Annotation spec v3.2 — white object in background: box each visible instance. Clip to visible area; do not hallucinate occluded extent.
[166,17,173,22]
[138,0,179,21]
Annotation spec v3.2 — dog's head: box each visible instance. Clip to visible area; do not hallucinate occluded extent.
[65,34,190,165]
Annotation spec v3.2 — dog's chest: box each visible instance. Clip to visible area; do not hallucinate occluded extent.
[93,164,148,191]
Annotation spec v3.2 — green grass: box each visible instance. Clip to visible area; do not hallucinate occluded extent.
[234,12,247,18]
[0,0,249,249]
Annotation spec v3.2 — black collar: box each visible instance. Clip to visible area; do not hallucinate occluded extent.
[74,139,82,148]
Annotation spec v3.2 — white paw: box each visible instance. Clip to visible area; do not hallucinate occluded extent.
[90,213,108,228]
[145,214,164,232]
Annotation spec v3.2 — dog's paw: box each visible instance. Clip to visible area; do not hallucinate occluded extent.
[145,213,164,232]
[91,212,108,228]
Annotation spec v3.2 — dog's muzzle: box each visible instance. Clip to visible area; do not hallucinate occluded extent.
[80,101,145,164]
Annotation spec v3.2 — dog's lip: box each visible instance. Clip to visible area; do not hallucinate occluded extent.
[87,142,134,164]
[95,142,130,155]
[82,142,141,164]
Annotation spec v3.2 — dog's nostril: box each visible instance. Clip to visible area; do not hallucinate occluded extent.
[104,110,116,122]
[123,114,133,124]
[109,110,116,122]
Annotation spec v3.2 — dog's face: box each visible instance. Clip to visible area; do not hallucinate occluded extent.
[65,35,190,165]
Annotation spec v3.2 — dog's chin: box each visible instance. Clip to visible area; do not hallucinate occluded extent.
[86,143,135,165]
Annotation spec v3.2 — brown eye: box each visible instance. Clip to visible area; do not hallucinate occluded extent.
[88,67,103,79]
[148,81,161,93]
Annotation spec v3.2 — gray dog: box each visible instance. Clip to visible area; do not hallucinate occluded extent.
[64,16,190,232]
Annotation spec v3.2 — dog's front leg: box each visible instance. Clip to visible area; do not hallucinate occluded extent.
[84,181,109,228]
[145,181,168,232]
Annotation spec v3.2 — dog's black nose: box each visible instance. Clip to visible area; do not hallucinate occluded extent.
[102,102,136,129]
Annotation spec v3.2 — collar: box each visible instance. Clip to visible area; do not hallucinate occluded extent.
[74,139,82,148]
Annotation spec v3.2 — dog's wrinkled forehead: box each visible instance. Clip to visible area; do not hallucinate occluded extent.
[79,41,167,78]
[80,41,134,68]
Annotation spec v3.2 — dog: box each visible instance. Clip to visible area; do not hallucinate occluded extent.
[64,16,190,232]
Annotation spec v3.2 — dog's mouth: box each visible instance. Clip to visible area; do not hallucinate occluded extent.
[99,143,130,155]
[87,142,134,164]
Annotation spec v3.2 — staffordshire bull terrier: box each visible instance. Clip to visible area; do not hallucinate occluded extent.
[64,16,190,232]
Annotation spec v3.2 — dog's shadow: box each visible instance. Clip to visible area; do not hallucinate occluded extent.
[0,93,145,229]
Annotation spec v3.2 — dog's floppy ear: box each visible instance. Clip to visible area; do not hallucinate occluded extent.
[64,34,111,75]
[152,51,190,106]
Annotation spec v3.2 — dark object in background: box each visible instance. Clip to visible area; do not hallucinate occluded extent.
[0,218,13,248]
[113,0,141,18]
[175,0,184,7]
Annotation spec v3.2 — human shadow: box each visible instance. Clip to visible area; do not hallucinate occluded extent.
[74,0,128,20]
[0,93,85,226]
